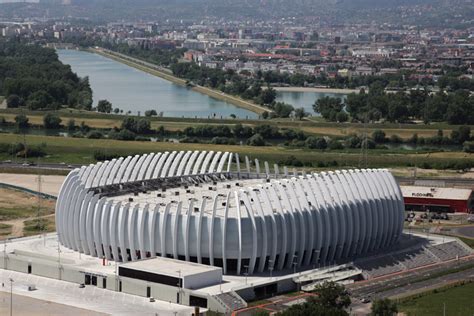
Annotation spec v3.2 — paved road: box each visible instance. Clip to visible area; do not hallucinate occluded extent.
[348,256,474,299]
[0,162,81,170]
[375,267,474,299]
[453,225,474,238]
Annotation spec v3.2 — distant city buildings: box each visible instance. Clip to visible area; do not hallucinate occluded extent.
[0,16,472,84]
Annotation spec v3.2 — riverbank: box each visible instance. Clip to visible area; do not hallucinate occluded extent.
[273,86,359,94]
[89,47,269,115]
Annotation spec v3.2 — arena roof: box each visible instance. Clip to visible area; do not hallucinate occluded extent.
[56,150,405,275]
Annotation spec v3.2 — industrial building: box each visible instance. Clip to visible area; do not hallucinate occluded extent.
[56,151,405,276]
[401,186,473,213]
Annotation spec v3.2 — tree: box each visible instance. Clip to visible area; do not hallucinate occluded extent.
[314,281,351,310]
[370,298,398,316]
[27,90,53,110]
[145,110,158,117]
[67,119,76,132]
[87,130,104,139]
[345,92,367,120]
[463,141,474,153]
[450,126,471,145]
[121,117,151,134]
[43,113,62,129]
[247,133,265,146]
[372,130,387,143]
[15,114,29,129]
[272,102,294,118]
[6,94,21,108]
[306,137,327,150]
[336,112,348,123]
[259,87,277,105]
[294,107,308,120]
[314,97,344,121]
[109,129,136,141]
[97,99,113,113]
[278,281,350,316]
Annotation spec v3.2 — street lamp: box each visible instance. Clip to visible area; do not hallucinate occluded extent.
[176,270,182,304]
[9,278,14,316]
[244,265,249,285]
[292,255,298,274]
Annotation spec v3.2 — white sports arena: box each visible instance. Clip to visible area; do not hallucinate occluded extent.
[56,150,404,275]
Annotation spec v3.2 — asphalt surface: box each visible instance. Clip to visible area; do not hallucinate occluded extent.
[348,256,474,299]
[373,267,474,299]
[2,162,474,185]
[0,162,81,170]
[453,226,474,239]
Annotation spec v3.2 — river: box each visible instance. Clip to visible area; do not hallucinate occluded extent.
[57,49,258,119]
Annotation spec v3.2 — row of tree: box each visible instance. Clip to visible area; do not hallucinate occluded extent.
[4,113,472,152]
[314,84,474,124]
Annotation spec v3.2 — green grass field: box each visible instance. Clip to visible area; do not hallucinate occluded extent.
[458,236,474,249]
[398,282,474,316]
[0,133,471,168]
[1,108,472,139]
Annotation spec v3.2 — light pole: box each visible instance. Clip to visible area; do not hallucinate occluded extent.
[115,261,119,291]
[292,255,298,274]
[57,234,62,280]
[9,278,14,316]
[3,240,7,270]
[176,270,181,304]
[244,265,249,285]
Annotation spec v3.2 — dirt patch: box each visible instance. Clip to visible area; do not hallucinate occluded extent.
[0,188,54,210]
[0,188,55,239]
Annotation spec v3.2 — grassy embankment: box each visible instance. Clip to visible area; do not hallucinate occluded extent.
[397,281,474,316]
[1,107,471,139]
[0,133,471,167]
[90,48,269,115]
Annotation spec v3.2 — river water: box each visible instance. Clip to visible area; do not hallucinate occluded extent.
[57,49,257,119]
[57,49,348,118]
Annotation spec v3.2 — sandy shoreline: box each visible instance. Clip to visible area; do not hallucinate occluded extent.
[273,87,359,94]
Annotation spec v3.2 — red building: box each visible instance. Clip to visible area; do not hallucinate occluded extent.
[401,186,473,214]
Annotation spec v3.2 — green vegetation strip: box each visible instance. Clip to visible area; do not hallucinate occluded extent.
[397,281,474,316]
[457,236,474,249]
[0,133,470,168]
